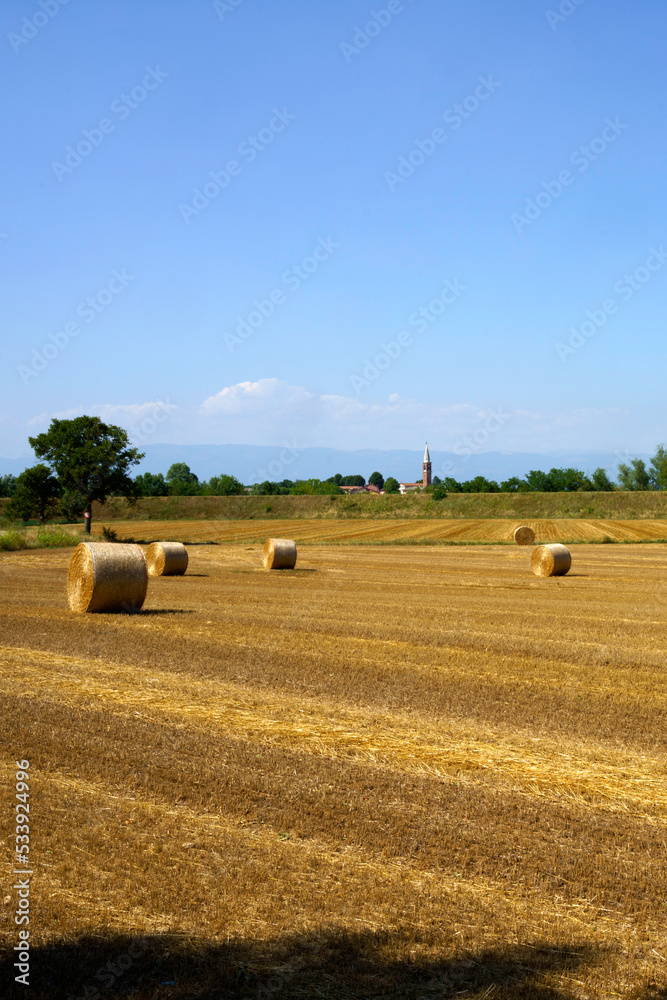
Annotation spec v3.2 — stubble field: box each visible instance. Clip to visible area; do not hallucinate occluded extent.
[1,541,667,999]
[91,516,667,545]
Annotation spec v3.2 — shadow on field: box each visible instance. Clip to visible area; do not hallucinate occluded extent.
[4,927,662,1000]
[115,539,220,547]
[126,609,195,617]
[179,540,219,547]
[276,567,317,573]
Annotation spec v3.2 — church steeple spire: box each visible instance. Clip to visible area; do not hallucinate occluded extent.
[422,442,431,487]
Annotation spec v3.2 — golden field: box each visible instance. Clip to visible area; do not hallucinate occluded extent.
[1,541,667,998]
[90,515,667,545]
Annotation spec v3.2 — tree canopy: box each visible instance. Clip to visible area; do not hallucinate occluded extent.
[617,459,650,491]
[29,416,143,533]
[135,472,169,497]
[0,474,17,498]
[204,474,246,496]
[590,467,616,491]
[166,463,199,495]
[290,479,343,495]
[440,465,617,494]
[649,445,667,490]
[7,465,61,524]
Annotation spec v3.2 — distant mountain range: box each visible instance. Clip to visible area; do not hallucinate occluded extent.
[0,445,645,485]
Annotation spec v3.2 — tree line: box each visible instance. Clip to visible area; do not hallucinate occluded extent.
[136,469,390,497]
[1,417,666,529]
[429,447,667,496]
[126,454,667,497]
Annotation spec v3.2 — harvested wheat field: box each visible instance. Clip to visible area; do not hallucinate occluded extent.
[2,542,667,999]
[92,516,667,546]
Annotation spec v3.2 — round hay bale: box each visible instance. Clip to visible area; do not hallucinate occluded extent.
[67,542,148,613]
[263,538,297,570]
[530,543,571,578]
[514,525,536,546]
[145,541,188,577]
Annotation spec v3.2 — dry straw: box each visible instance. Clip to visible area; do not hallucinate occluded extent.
[263,538,297,570]
[513,525,536,546]
[530,543,571,577]
[145,541,188,577]
[67,542,148,613]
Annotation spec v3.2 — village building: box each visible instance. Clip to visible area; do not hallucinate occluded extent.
[399,444,431,494]
[339,483,382,495]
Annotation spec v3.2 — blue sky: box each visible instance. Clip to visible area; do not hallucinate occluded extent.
[1,0,665,461]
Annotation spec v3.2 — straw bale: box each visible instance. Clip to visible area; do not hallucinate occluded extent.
[67,542,148,612]
[263,538,297,570]
[513,525,535,546]
[530,543,571,578]
[145,541,188,577]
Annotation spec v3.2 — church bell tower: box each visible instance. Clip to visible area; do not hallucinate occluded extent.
[422,443,431,487]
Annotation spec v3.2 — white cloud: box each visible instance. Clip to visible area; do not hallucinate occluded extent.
[13,379,634,455]
[201,378,315,419]
[198,378,495,449]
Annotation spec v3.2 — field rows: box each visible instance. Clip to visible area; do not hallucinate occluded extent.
[4,644,667,816]
[91,516,667,545]
[2,542,667,998]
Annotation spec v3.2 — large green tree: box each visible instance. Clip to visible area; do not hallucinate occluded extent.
[7,465,61,524]
[29,416,143,533]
